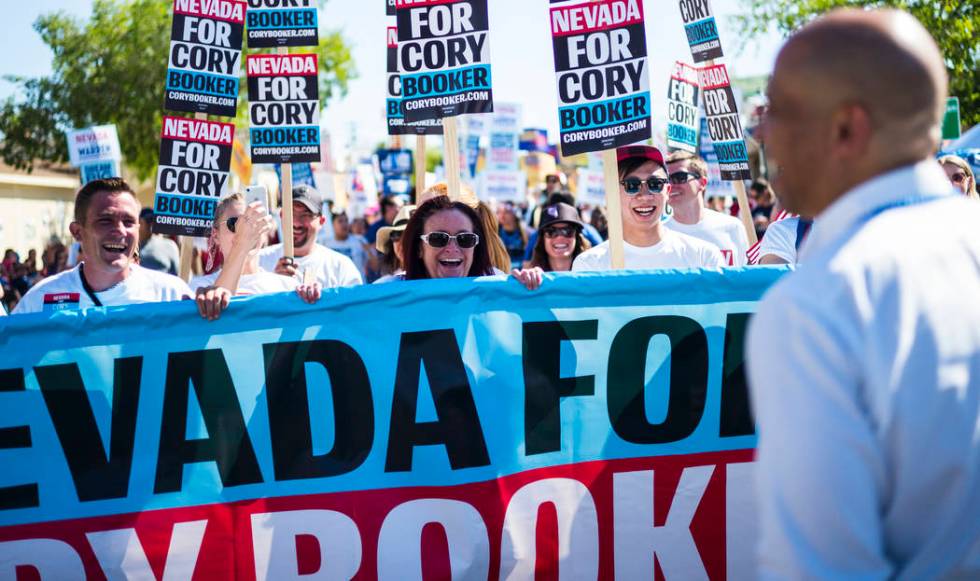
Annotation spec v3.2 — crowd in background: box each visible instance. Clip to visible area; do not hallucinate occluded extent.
[1,150,975,316]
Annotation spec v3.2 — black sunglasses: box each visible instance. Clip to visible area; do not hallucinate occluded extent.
[668,171,702,185]
[421,231,481,249]
[543,225,577,239]
[222,216,239,233]
[620,177,668,195]
[950,172,968,184]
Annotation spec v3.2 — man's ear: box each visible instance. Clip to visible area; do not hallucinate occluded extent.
[319,216,326,226]
[69,222,83,243]
[830,102,873,159]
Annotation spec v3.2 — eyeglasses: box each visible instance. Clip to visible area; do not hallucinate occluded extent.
[950,172,968,184]
[389,231,403,243]
[222,216,239,233]
[620,177,668,195]
[668,171,702,185]
[543,225,576,239]
[420,231,481,249]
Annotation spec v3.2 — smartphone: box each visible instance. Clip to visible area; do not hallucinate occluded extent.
[245,185,268,209]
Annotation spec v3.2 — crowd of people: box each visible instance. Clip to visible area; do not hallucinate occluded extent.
[1,147,975,317]
[0,7,977,579]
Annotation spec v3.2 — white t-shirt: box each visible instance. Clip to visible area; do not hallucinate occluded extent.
[758,216,802,264]
[258,243,363,289]
[190,269,297,296]
[326,235,370,276]
[572,231,725,272]
[665,209,749,266]
[12,264,192,315]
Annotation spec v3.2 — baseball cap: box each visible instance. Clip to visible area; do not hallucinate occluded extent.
[539,202,584,230]
[292,185,323,215]
[376,204,416,253]
[616,145,666,171]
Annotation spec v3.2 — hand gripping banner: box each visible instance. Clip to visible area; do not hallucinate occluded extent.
[0,268,786,579]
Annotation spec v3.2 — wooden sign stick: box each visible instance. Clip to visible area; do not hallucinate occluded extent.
[590,0,626,270]
[277,46,296,259]
[178,111,210,281]
[442,116,462,201]
[415,134,427,196]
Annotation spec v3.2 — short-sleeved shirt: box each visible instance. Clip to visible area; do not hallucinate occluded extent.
[139,235,181,275]
[326,235,370,276]
[258,243,363,289]
[190,269,297,296]
[758,216,802,264]
[665,209,750,266]
[12,264,191,315]
[572,231,725,271]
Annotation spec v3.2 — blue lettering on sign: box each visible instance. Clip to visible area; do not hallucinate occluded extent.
[166,69,239,97]
[246,8,317,30]
[558,93,650,132]
[250,126,321,147]
[153,192,218,219]
[685,19,719,44]
[713,140,750,163]
[401,65,492,98]
[80,160,120,185]
[668,124,698,147]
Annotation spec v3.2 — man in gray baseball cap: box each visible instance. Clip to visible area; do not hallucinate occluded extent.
[258,185,363,288]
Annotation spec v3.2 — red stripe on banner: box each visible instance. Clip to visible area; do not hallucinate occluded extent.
[0,450,755,580]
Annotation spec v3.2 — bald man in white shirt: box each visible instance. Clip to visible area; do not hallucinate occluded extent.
[747,9,980,579]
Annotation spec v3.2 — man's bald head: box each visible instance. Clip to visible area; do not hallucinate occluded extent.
[765,9,948,215]
[782,9,946,157]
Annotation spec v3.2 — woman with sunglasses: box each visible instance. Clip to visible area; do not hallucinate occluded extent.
[399,196,496,281]
[938,155,978,200]
[528,203,592,272]
[193,193,321,320]
[572,145,726,272]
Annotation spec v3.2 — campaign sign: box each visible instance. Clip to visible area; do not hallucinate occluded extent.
[386,0,396,16]
[487,102,522,171]
[165,0,245,118]
[667,61,701,153]
[245,0,318,48]
[551,0,652,157]
[0,268,785,579]
[152,116,234,237]
[65,125,121,167]
[247,54,322,164]
[698,111,736,198]
[678,0,722,63]
[395,0,494,122]
[386,27,443,136]
[699,64,751,181]
[274,162,316,188]
[79,160,121,185]
[481,169,525,202]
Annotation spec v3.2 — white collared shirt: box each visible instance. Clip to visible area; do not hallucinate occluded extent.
[747,160,980,579]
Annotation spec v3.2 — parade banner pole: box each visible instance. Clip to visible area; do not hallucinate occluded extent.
[443,116,462,201]
[705,56,757,246]
[277,46,296,259]
[415,134,427,195]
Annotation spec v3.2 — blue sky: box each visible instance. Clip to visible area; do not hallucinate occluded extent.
[0,0,784,154]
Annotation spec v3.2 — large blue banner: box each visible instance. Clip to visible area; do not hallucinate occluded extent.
[0,269,784,579]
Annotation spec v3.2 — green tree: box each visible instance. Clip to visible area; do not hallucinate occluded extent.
[0,0,356,179]
[735,0,979,129]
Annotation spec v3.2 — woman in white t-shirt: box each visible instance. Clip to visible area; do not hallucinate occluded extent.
[193,194,321,320]
[572,145,725,272]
